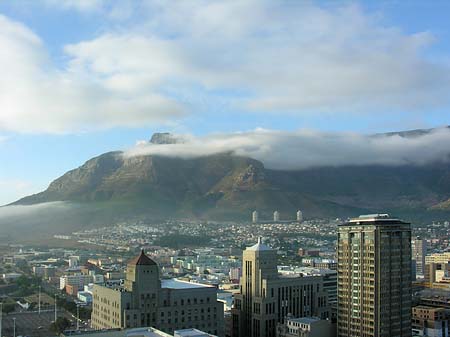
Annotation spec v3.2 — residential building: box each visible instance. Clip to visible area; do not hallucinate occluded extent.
[60,274,94,290]
[231,238,330,337]
[33,265,56,279]
[412,238,427,277]
[425,253,450,265]
[337,214,412,337]
[276,316,335,337]
[412,306,449,337]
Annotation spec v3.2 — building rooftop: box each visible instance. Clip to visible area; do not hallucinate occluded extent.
[128,250,157,266]
[174,328,216,337]
[247,237,272,251]
[286,316,321,325]
[62,327,172,337]
[161,279,214,290]
[342,214,410,225]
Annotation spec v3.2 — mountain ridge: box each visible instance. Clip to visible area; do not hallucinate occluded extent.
[9,128,450,235]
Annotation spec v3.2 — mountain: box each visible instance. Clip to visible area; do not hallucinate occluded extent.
[5,130,450,240]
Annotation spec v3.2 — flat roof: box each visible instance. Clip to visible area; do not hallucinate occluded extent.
[62,327,172,337]
[341,214,410,226]
[287,316,321,324]
[174,328,215,336]
[161,279,214,290]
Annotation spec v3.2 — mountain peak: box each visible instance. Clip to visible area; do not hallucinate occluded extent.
[150,132,180,145]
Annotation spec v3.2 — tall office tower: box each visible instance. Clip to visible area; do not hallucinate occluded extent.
[337,214,412,337]
[252,210,259,223]
[296,210,303,222]
[232,238,330,337]
[411,237,427,276]
[273,211,280,222]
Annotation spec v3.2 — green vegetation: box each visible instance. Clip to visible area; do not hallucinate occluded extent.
[50,317,71,334]
[12,275,41,297]
[56,296,91,320]
[1,300,15,314]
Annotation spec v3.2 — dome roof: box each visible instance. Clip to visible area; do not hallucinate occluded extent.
[128,249,157,266]
[247,237,272,251]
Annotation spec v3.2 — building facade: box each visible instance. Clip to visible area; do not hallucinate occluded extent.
[276,316,336,337]
[274,211,280,222]
[232,238,330,337]
[60,274,94,290]
[412,238,427,277]
[337,214,412,337]
[412,306,449,337]
[252,211,259,223]
[296,211,303,223]
[91,250,224,336]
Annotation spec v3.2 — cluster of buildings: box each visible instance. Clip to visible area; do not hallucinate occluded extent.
[228,214,447,337]
[5,213,450,337]
[90,213,441,337]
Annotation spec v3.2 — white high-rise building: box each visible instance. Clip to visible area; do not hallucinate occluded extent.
[252,210,259,223]
[273,211,280,222]
[69,256,79,268]
[412,237,427,276]
[296,210,303,222]
[231,238,330,337]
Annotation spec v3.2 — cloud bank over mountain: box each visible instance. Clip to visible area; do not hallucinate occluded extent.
[1,1,450,133]
[125,127,450,170]
[0,201,69,219]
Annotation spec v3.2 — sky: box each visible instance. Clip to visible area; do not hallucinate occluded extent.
[0,0,450,205]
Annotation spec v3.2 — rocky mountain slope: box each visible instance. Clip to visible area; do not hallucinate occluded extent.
[13,130,450,224]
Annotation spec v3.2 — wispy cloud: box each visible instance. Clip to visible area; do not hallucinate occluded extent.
[125,127,450,170]
[1,2,450,133]
[0,201,69,218]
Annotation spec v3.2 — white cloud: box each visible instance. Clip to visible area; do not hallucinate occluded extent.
[0,15,183,133]
[1,2,450,133]
[125,127,450,170]
[0,202,69,218]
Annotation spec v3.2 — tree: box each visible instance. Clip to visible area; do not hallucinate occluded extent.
[50,317,71,334]
[2,303,15,314]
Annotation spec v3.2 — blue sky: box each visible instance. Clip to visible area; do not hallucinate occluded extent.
[0,0,450,205]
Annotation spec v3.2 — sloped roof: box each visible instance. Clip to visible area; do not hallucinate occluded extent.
[128,249,157,266]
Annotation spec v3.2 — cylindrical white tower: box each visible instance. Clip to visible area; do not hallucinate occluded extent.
[252,210,259,223]
[297,210,303,222]
[273,211,280,222]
